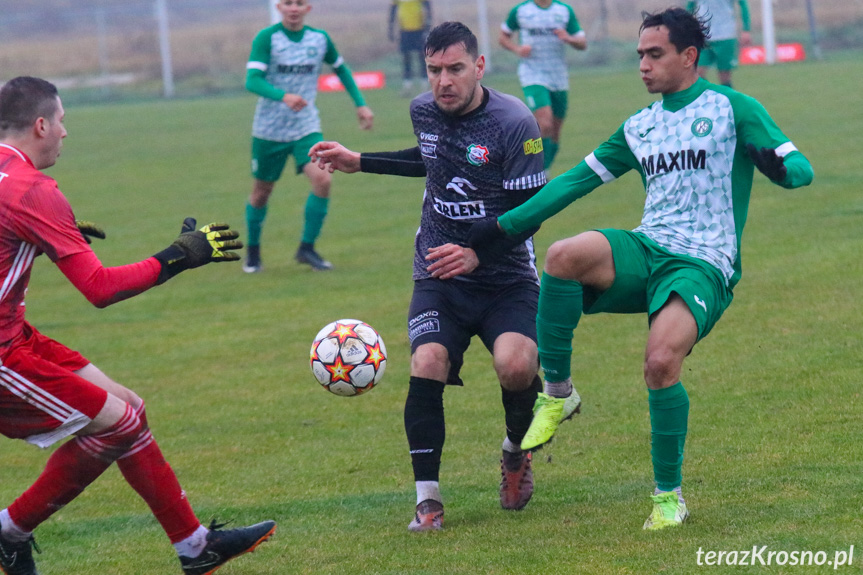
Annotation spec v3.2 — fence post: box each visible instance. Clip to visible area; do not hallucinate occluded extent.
[155,0,175,98]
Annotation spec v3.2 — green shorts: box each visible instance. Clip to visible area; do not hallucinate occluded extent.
[582,229,733,342]
[251,132,323,182]
[699,39,739,71]
[522,85,568,119]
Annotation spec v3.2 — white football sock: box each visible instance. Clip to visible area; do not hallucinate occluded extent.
[502,436,522,454]
[173,524,209,558]
[416,481,441,505]
[545,377,573,398]
[0,509,31,542]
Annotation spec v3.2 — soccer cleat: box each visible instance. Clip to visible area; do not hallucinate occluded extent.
[295,244,333,271]
[643,491,689,531]
[500,450,533,510]
[0,527,39,575]
[242,245,262,273]
[407,499,444,532]
[179,520,276,575]
[520,389,581,451]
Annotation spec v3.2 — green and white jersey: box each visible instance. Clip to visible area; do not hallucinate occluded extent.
[247,24,340,142]
[500,79,814,289]
[688,0,750,41]
[502,0,582,91]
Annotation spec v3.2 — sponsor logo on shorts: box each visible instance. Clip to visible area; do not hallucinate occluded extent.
[693,294,707,312]
[409,319,440,342]
[409,311,440,342]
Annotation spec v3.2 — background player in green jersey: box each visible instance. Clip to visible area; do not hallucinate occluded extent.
[471,7,813,530]
[244,0,374,273]
[687,0,751,87]
[499,0,587,172]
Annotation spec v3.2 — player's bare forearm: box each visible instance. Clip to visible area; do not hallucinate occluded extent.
[499,31,530,58]
[308,141,361,174]
[357,106,374,131]
[282,93,307,112]
[425,243,479,279]
[555,29,587,50]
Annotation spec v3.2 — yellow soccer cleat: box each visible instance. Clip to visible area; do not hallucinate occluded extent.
[643,491,689,531]
[520,390,581,451]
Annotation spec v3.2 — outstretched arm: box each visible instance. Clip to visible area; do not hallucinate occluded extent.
[309,141,362,174]
[310,142,426,177]
[57,218,243,307]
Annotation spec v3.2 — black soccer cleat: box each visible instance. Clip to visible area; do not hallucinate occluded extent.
[179,520,276,575]
[0,525,39,575]
[295,243,333,271]
[242,245,262,273]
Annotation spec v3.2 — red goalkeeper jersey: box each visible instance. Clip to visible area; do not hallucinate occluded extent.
[0,144,160,350]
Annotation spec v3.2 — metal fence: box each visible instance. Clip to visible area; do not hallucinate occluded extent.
[0,0,859,102]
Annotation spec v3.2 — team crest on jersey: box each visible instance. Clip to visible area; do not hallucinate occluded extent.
[466,144,489,166]
[691,117,713,137]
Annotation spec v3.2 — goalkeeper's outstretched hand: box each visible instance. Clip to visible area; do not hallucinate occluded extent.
[76,220,106,244]
[153,218,243,284]
[746,143,787,183]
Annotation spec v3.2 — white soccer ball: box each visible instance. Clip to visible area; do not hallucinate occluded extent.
[309,319,387,396]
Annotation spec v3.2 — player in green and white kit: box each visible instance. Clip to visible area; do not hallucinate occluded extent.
[687,0,751,87]
[499,0,587,172]
[244,0,374,272]
[470,8,813,530]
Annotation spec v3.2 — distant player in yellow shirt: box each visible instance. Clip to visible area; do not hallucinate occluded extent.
[389,0,432,96]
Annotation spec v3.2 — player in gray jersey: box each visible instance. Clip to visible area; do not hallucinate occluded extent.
[243,0,373,273]
[471,8,813,530]
[310,22,552,531]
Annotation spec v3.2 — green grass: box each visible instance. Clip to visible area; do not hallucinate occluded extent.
[2,56,861,574]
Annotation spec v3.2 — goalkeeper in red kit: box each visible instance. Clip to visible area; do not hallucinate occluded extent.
[0,76,275,575]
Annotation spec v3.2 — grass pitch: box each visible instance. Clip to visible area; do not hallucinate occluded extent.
[3,55,861,574]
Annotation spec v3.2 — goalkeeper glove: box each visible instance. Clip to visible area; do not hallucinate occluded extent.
[76,220,106,244]
[152,218,243,284]
[746,143,787,183]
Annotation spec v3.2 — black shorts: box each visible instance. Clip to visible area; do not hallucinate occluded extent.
[400,29,425,53]
[407,278,539,385]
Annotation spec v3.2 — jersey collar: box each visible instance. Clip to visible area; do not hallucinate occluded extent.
[661,77,709,113]
[0,143,32,165]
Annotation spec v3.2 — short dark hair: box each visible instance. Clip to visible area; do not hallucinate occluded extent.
[640,7,709,62]
[0,76,60,136]
[425,21,479,60]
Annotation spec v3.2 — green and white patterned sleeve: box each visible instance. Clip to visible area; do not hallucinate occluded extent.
[245,28,285,101]
[324,32,367,108]
[565,4,582,35]
[731,92,813,189]
[498,123,636,235]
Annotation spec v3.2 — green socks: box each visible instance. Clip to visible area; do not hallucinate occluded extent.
[302,193,329,245]
[648,382,689,492]
[542,138,559,171]
[245,203,268,247]
[536,272,583,383]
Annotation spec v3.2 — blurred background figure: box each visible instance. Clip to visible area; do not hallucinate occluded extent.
[499,0,587,173]
[687,0,751,87]
[389,0,432,96]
